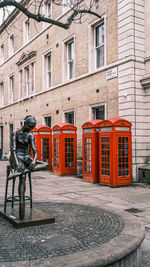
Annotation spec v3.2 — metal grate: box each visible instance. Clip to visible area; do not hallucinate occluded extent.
[124,208,143,213]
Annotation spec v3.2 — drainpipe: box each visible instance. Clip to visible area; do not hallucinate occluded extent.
[133,0,137,181]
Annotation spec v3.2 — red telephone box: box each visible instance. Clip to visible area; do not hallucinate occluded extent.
[31,125,52,170]
[52,123,77,175]
[98,117,132,187]
[82,120,102,183]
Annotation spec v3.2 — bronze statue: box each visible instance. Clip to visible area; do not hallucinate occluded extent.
[8,115,48,219]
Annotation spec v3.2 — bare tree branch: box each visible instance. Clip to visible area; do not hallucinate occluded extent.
[66,9,101,27]
[38,0,44,14]
[0,0,101,30]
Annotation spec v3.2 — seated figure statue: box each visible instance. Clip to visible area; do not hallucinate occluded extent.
[9,115,48,177]
[7,115,48,220]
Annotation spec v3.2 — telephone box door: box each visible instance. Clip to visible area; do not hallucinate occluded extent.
[53,136,60,172]
[116,134,132,185]
[63,134,76,172]
[83,135,92,178]
[41,137,50,164]
[99,133,113,186]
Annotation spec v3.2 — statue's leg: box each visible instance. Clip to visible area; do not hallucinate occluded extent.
[12,177,16,209]
[18,174,26,220]
[32,160,49,172]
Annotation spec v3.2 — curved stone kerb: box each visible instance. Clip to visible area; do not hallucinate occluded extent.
[33,206,145,267]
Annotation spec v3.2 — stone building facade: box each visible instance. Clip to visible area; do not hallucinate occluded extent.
[0,0,149,181]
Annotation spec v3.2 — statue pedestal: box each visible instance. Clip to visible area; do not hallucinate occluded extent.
[0,207,55,228]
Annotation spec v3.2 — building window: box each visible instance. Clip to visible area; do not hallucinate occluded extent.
[9,76,14,103]
[92,105,105,120]
[44,52,52,89]
[24,19,30,44]
[19,63,35,98]
[65,111,74,125]
[9,123,13,138]
[43,0,52,29]
[0,45,4,64]
[9,34,14,56]
[44,116,51,127]
[25,66,30,96]
[89,18,106,72]
[67,41,74,80]
[31,63,35,94]
[0,82,4,107]
[63,0,74,13]
[20,121,24,127]
[95,23,104,68]
[45,0,52,18]
[19,70,24,98]
[63,37,75,82]
[9,123,14,147]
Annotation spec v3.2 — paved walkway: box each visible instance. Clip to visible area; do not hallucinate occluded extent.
[0,160,150,266]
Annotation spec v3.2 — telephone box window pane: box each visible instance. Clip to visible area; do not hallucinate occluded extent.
[101,137,110,176]
[118,137,129,177]
[84,137,91,173]
[41,138,49,163]
[54,138,59,168]
[65,138,74,168]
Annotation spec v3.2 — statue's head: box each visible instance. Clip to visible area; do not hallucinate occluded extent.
[24,115,36,132]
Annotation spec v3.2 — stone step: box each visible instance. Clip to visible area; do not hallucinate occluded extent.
[138,164,150,183]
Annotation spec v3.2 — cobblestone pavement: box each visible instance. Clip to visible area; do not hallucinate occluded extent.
[0,160,150,266]
[0,202,123,262]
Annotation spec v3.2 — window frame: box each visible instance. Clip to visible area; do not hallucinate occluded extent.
[62,35,75,82]
[88,16,106,72]
[43,115,52,128]
[43,50,52,90]
[64,109,75,125]
[24,19,30,44]
[62,0,74,14]
[43,0,52,29]
[94,23,105,69]
[19,69,23,99]
[9,75,14,103]
[9,34,14,57]
[0,44,4,64]
[19,61,35,99]
[20,120,24,127]
[0,81,4,107]
[90,103,106,120]
[67,40,74,80]
[25,65,30,96]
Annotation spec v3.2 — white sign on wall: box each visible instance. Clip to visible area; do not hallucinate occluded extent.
[106,67,118,80]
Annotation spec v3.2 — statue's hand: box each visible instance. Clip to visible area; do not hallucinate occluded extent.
[16,163,24,173]
[29,161,36,171]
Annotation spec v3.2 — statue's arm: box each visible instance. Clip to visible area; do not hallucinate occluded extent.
[10,132,19,167]
[29,134,38,168]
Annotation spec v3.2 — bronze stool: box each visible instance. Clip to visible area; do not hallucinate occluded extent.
[4,165,32,213]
